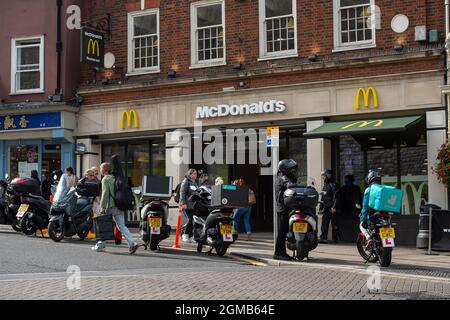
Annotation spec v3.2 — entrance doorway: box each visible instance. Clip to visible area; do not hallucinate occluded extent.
[43,144,62,174]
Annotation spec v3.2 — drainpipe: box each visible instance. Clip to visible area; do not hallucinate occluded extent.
[446,0,450,136]
[55,0,63,97]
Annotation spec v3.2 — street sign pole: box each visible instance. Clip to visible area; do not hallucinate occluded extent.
[266,126,280,250]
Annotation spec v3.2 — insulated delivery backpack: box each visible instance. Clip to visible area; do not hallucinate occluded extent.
[368,184,403,214]
[114,175,135,211]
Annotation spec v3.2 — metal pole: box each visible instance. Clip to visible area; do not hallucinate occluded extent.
[428,206,432,255]
[273,146,279,249]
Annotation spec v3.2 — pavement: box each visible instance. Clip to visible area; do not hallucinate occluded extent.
[1,225,450,300]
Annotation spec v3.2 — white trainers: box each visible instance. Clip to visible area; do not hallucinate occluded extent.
[181,234,190,242]
[189,237,196,243]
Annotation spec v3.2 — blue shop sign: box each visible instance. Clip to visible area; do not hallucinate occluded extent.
[0,112,61,131]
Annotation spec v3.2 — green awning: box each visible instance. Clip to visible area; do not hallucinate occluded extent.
[303,116,423,138]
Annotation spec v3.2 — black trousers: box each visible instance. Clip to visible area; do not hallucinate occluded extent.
[320,208,339,240]
[274,213,290,256]
[183,209,194,237]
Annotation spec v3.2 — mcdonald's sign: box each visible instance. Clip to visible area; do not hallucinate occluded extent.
[81,27,104,66]
[120,109,139,129]
[354,87,379,110]
[341,120,384,130]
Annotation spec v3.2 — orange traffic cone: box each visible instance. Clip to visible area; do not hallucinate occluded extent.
[172,206,183,249]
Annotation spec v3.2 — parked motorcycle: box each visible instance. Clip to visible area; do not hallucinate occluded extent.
[0,174,21,232]
[11,177,51,236]
[357,204,396,267]
[139,189,171,251]
[190,186,237,256]
[283,185,319,261]
[47,177,99,242]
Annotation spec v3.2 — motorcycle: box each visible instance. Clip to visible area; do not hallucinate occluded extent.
[356,204,396,267]
[47,177,99,242]
[283,185,319,261]
[0,174,21,232]
[190,186,238,256]
[139,190,171,251]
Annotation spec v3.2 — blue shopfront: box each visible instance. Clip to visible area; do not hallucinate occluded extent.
[0,111,75,179]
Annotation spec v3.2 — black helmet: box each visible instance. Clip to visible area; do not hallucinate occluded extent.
[321,170,332,180]
[366,170,381,185]
[278,159,298,179]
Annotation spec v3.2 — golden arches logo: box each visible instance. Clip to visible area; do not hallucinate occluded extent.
[120,109,139,129]
[87,39,100,57]
[354,87,379,110]
[341,120,384,130]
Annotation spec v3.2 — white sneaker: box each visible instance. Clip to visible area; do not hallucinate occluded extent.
[181,234,190,242]
[189,237,196,243]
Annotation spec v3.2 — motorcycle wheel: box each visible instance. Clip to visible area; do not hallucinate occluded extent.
[48,220,64,242]
[149,236,159,251]
[197,243,203,253]
[20,213,37,236]
[379,247,392,267]
[11,224,21,232]
[296,240,308,261]
[215,243,228,256]
[77,226,90,241]
[356,237,378,263]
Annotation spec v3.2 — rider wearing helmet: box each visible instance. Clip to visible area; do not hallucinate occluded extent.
[273,159,298,260]
[361,170,382,227]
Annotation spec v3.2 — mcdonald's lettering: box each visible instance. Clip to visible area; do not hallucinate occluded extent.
[87,39,100,57]
[341,120,384,130]
[120,110,139,129]
[354,87,379,110]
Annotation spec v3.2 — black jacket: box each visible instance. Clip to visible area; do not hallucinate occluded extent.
[180,176,198,210]
[275,172,296,214]
[320,182,337,210]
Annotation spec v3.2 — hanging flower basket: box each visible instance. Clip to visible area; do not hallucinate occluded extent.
[432,142,450,188]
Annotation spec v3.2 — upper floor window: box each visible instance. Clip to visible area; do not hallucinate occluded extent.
[191,0,225,68]
[11,36,44,94]
[259,0,297,60]
[333,0,376,51]
[128,9,159,75]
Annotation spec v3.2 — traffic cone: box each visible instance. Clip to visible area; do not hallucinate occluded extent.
[172,206,183,249]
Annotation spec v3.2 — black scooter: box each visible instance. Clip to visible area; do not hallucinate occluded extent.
[18,194,51,236]
[0,175,21,232]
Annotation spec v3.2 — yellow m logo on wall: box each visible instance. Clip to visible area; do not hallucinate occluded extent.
[354,87,379,110]
[87,39,100,57]
[120,109,139,129]
[341,120,384,130]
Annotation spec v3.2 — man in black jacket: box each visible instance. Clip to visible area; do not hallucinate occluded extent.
[319,170,338,243]
[180,168,198,242]
[273,159,298,261]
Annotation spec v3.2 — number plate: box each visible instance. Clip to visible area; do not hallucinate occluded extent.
[379,228,396,239]
[16,204,29,218]
[220,224,233,235]
[148,218,162,228]
[293,222,308,233]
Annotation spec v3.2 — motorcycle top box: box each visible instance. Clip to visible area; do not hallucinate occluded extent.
[9,177,40,195]
[368,184,403,214]
[283,186,319,210]
[76,180,100,197]
[210,184,248,208]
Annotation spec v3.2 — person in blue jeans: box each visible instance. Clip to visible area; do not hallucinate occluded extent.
[232,179,255,241]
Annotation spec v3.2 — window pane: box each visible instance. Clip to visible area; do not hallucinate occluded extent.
[18,46,40,68]
[265,0,292,18]
[197,4,222,27]
[17,71,40,90]
[134,14,157,36]
[340,0,370,7]
[342,32,349,43]
[365,29,372,40]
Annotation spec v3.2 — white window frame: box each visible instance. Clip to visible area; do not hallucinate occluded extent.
[10,35,44,95]
[258,0,298,61]
[127,9,160,76]
[333,0,376,52]
[190,0,226,69]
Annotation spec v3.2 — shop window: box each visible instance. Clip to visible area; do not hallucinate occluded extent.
[11,36,44,94]
[128,9,159,74]
[9,145,39,179]
[191,0,225,68]
[151,142,166,177]
[333,0,376,51]
[259,0,297,60]
[127,143,150,188]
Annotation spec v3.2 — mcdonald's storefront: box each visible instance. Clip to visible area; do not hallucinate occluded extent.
[76,71,447,241]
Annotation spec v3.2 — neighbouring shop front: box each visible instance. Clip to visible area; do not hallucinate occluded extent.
[76,71,446,243]
[0,109,76,180]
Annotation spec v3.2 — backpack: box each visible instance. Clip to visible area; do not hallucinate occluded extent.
[174,182,182,203]
[113,175,135,211]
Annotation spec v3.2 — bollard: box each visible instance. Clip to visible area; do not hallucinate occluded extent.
[428,206,432,255]
[172,206,183,249]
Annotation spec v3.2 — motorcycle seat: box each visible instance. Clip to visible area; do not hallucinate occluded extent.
[24,194,51,209]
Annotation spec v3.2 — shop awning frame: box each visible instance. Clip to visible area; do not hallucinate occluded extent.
[303,116,423,139]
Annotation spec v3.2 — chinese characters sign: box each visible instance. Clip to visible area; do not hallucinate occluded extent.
[0,112,61,131]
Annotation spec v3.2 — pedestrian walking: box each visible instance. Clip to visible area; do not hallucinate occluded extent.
[91,159,139,254]
[232,178,255,241]
[180,168,198,243]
